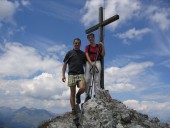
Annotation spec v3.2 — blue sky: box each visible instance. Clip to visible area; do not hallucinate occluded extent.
[0,0,170,122]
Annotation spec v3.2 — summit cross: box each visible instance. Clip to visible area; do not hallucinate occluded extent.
[85,7,119,89]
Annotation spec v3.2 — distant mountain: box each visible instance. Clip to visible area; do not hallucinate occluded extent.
[0,106,56,128]
[0,120,10,128]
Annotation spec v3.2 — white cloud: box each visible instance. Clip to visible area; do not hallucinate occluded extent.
[0,0,30,41]
[82,0,170,33]
[81,0,141,29]
[159,59,170,68]
[0,42,72,113]
[0,41,87,113]
[0,0,19,25]
[0,79,22,97]
[145,5,170,31]
[20,0,30,7]
[26,36,69,60]
[0,70,71,113]
[116,28,151,40]
[0,42,60,78]
[81,0,104,26]
[21,73,69,100]
[105,61,154,92]
[104,0,141,29]
[141,91,170,102]
[47,44,68,58]
[0,0,30,25]
[153,30,170,57]
[0,71,78,113]
[123,100,170,121]
[0,92,70,113]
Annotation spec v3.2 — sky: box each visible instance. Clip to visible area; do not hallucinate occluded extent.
[0,0,170,122]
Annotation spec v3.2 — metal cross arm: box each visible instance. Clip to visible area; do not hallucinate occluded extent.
[85,14,119,34]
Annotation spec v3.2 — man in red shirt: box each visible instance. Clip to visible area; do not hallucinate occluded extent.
[85,33,105,100]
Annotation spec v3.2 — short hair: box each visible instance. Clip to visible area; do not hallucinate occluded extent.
[73,38,81,43]
[87,33,95,39]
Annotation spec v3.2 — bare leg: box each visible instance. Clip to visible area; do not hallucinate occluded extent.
[78,81,85,94]
[76,81,85,104]
[70,85,76,110]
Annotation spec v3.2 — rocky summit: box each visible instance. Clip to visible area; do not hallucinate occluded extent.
[45,88,170,128]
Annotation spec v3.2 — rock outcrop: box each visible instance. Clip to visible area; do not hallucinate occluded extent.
[45,88,170,128]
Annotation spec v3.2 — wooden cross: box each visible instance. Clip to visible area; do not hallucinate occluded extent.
[85,7,119,89]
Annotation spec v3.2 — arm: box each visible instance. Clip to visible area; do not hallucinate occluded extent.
[85,45,93,66]
[62,51,70,82]
[85,52,93,66]
[62,62,67,82]
[99,42,105,57]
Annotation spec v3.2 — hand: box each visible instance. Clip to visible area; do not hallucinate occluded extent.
[92,63,96,68]
[99,42,104,47]
[90,64,99,73]
[62,76,66,82]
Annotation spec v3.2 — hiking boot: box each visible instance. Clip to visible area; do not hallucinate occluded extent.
[85,95,91,102]
[76,94,81,104]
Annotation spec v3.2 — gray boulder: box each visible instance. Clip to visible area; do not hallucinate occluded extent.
[44,88,170,128]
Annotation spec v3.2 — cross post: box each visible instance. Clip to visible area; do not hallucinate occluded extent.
[85,7,119,89]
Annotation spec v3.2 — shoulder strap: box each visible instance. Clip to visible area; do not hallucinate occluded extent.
[88,44,100,53]
[88,44,90,53]
[65,50,76,63]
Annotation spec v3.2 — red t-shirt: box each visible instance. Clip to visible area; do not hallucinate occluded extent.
[85,44,101,61]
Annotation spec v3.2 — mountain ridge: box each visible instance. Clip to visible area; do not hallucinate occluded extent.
[0,106,55,128]
[39,88,170,128]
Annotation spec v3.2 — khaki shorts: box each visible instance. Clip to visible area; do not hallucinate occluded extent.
[68,74,85,87]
